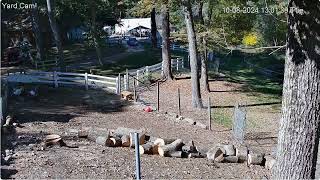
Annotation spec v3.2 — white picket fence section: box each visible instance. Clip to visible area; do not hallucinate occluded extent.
[6,71,120,94]
[123,57,184,89]
[6,57,185,95]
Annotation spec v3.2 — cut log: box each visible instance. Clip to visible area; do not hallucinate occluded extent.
[182,140,198,153]
[236,146,248,163]
[121,135,130,147]
[129,132,146,148]
[153,138,176,146]
[144,135,159,143]
[96,136,108,146]
[207,147,225,163]
[188,152,206,158]
[223,156,239,163]
[182,118,196,125]
[224,144,235,156]
[106,136,122,147]
[158,139,184,157]
[78,129,88,138]
[248,153,264,165]
[88,128,111,142]
[166,151,183,158]
[139,142,158,155]
[195,122,208,129]
[264,155,276,170]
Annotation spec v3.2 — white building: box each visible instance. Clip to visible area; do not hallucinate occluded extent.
[115,18,151,35]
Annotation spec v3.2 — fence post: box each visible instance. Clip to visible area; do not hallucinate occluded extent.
[85,72,88,90]
[181,58,185,69]
[157,81,160,111]
[136,70,140,86]
[208,97,212,131]
[133,79,137,102]
[126,69,129,90]
[146,66,149,75]
[124,74,127,91]
[53,71,58,88]
[176,58,179,71]
[134,132,141,180]
[118,73,121,94]
[161,62,164,74]
[116,76,119,94]
[177,88,181,116]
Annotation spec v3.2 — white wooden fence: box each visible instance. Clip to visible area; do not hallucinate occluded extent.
[6,57,185,95]
[123,57,184,89]
[6,71,120,94]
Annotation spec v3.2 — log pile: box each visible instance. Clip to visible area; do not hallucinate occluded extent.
[206,143,276,170]
[69,126,276,169]
[73,127,205,159]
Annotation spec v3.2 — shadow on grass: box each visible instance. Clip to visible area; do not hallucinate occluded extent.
[9,85,129,124]
[210,51,285,96]
[211,102,281,109]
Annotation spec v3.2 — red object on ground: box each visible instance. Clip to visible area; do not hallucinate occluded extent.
[144,106,152,112]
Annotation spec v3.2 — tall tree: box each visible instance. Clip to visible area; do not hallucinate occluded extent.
[198,0,209,92]
[31,0,45,63]
[90,0,103,66]
[46,0,64,70]
[161,2,173,80]
[272,0,320,179]
[182,0,203,108]
[151,7,157,48]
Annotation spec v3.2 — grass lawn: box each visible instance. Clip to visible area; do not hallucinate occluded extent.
[212,51,284,99]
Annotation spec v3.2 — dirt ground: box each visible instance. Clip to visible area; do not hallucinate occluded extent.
[1,79,279,179]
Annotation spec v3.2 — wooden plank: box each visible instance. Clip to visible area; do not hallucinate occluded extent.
[57,72,85,76]
[88,79,116,86]
[57,77,84,81]
[57,81,82,85]
[87,74,117,81]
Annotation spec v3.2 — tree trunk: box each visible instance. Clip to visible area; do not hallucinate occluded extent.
[151,8,157,48]
[31,0,44,63]
[46,0,64,71]
[272,0,320,179]
[200,37,209,92]
[182,0,203,108]
[160,4,173,80]
[90,1,103,66]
